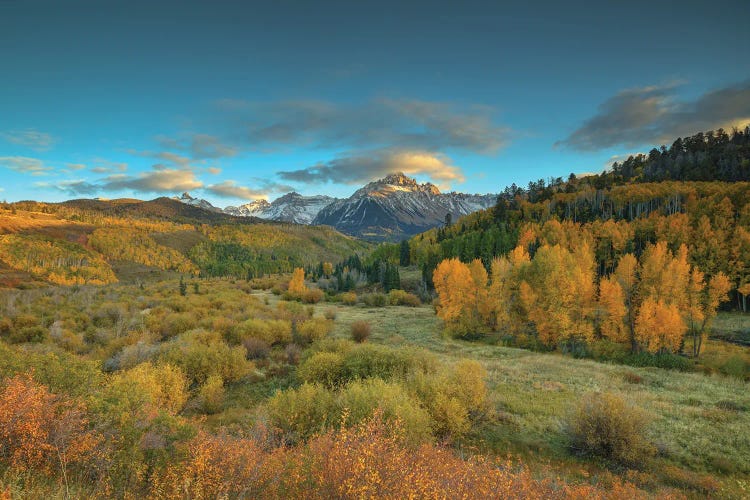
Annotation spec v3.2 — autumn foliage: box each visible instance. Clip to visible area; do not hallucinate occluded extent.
[0,374,102,478]
[434,228,731,355]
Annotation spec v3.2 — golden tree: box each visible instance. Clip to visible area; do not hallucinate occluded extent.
[433,258,485,338]
[288,268,308,296]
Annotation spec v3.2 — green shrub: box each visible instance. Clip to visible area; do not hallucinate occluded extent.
[159,312,197,339]
[10,325,47,343]
[720,355,748,380]
[297,351,346,387]
[565,392,655,466]
[160,330,253,385]
[340,292,357,305]
[407,359,487,439]
[342,344,437,382]
[362,293,387,307]
[337,378,433,446]
[295,318,333,344]
[232,318,292,345]
[388,289,420,307]
[199,374,225,414]
[350,320,371,343]
[622,352,693,371]
[267,383,336,442]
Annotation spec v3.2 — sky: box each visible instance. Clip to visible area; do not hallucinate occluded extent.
[1,0,749,206]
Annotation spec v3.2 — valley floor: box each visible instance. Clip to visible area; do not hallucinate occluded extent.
[250,292,750,498]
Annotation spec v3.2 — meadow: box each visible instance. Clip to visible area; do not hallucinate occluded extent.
[1,270,748,498]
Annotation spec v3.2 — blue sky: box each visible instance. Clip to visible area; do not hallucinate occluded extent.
[1,0,749,206]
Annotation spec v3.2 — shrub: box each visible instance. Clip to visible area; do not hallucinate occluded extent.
[350,320,371,343]
[388,289,420,307]
[720,355,748,379]
[9,325,47,343]
[242,337,271,360]
[340,292,357,305]
[159,312,197,339]
[116,342,159,371]
[407,360,487,439]
[160,330,253,385]
[342,344,437,383]
[199,374,225,414]
[284,344,303,365]
[565,392,654,466]
[323,308,337,320]
[362,293,387,307]
[267,383,336,442]
[621,352,692,371]
[622,371,644,384]
[301,288,324,304]
[336,378,433,446]
[0,374,102,476]
[110,362,189,415]
[295,318,333,344]
[232,318,292,346]
[297,352,346,387]
[0,317,12,337]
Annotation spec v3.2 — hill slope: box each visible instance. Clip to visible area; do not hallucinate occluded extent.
[0,198,369,287]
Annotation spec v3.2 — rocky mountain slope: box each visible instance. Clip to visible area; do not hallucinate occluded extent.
[312,173,497,240]
[174,173,497,241]
[225,192,337,224]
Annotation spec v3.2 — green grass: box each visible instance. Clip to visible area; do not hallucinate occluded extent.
[712,312,750,345]
[282,296,750,496]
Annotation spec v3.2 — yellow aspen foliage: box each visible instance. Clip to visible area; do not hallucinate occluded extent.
[433,258,475,324]
[433,258,486,337]
[288,267,308,296]
[635,298,686,353]
[518,244,596,347]
[322,261,334,277]
[488,255,525,332]
[508,245,531,267]
[598,277,628,343]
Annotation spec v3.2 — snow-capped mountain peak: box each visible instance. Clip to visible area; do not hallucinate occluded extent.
[174,173,497,241]
[172,192,223,213]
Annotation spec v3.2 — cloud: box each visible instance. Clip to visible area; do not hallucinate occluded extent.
[1,129,57,151]
[101,168,203,193]
[130,150,193,167]
[278,149,465,189]
[205,179,295,201]
[558,81,750,150]
[90,159,128,174]
[0,156,54,176]
[215,97,510,154]
[66,163,87,170]
[156,134,237,159]
[35,180,100,197]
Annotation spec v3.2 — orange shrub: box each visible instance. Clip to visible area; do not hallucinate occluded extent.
[0,374,102,477]
[340,292,357,305]
[350,320,371,343]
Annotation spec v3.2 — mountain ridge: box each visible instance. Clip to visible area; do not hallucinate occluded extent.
[173,172,498,241]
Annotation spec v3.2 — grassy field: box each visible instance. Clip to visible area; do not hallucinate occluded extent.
[257,294,750,497]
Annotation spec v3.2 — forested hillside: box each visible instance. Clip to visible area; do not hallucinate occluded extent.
[0,199,369,287]
[396,127,750,306]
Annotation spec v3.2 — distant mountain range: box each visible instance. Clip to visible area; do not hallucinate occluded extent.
[174,173,498,241]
